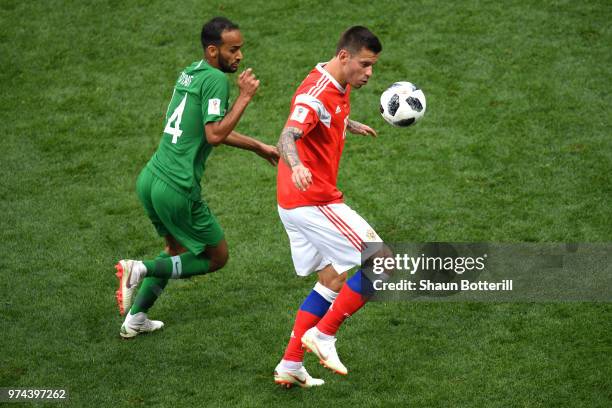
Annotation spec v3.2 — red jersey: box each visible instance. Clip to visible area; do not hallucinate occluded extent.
[277,63,351,209]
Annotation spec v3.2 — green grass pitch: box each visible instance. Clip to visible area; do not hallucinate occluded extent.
[1,0,610,406]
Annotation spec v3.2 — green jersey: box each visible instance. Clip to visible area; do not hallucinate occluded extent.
[147,60,230,201]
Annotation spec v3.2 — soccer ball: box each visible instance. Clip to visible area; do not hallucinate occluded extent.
[380,82,426,127]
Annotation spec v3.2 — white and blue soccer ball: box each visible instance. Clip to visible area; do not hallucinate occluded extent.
[380,81,426,127]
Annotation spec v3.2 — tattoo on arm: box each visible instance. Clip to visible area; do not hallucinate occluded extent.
[277,127,303,168]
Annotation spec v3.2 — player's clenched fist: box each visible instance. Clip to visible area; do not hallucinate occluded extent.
[238,68,260,98]
[291,164,312,191]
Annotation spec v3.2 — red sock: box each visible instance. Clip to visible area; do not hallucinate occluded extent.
[316,283,368,336]
[282,310,322,362]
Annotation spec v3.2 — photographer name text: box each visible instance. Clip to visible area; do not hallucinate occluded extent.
[374,279,513,292]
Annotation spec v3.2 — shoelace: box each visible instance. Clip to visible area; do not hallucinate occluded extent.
[296,368,313,381]
[126,317,147,330]
[320,337,337,352]
[140,319,155,330]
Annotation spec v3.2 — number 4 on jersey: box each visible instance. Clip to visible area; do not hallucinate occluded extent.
[164,94,187,144]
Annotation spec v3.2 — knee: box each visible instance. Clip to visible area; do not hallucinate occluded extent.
[165,246,181,257]
[165,235,187,256]
[216,249,229,269]
[319,271,347,292]
[208,246,229,272]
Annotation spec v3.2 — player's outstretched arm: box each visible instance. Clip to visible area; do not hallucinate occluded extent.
[277,126,312,191]
[347,118,377,137]
[205,68,260,146]
[223,131,279,166]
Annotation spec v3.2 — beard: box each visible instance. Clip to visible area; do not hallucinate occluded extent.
[218,55,237,73]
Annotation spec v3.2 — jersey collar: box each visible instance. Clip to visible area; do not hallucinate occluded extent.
[316,62,346,94]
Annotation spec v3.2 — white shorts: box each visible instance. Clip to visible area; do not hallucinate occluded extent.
[278,203,383,276]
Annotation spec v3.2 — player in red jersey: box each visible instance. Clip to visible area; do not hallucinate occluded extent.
[273,26,391,388]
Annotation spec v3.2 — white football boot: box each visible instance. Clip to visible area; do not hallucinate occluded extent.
[120,312,164,339]
[115,260,146,316]
[274,363,325,388]
[301,327,348,375]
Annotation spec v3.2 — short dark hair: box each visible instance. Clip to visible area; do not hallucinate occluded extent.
[336,26,382,55]
[201,17,239,48]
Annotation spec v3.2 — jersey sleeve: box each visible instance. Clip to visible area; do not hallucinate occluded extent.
[201,73,230,124]
[284,93,331,136]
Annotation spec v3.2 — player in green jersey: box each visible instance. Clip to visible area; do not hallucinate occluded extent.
[115,17,279,338]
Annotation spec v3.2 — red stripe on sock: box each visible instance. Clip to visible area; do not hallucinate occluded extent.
[283,309,322,362]
[316,283,368,336]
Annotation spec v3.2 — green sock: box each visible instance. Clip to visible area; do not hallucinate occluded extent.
[130,251,170,314]
[142,251,210,279]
